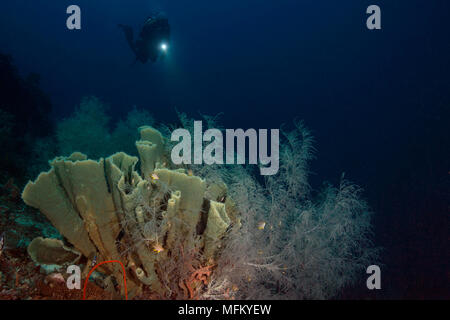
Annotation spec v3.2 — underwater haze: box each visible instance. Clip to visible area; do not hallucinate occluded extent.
[0,0,449,300]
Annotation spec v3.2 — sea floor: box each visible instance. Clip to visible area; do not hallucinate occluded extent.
[0,178,115,300]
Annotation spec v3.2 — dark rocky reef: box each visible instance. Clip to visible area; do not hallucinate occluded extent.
[0,52,53,182]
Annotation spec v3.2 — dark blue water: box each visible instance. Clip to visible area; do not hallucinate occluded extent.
[0,0,449,299]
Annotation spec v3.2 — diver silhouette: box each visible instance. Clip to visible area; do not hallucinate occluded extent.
[119,13,170,64]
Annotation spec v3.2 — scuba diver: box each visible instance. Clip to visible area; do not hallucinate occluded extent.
[119,13,170,64]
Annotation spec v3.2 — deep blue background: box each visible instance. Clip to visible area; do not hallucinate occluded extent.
[1,0,449,298]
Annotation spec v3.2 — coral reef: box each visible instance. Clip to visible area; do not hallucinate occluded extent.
[22,126,236,298]
[0,178,60,250]
[28,96,156,179]
[181,119,379,299]
[56,96,156,160]
[0,246,110,300]
[55,96,113,159]
[19,103,379,300]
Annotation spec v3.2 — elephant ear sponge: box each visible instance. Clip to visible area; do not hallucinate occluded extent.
[28,237,81,266]
[21,126,237,299]
[135,126,165,177]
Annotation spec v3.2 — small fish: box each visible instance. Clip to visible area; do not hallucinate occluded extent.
[91,254,98,267]
[150,173,159,181]
[153,243,164,253]
[0,232,5,257]
[257,221,266,230]
[219,196,226,202]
